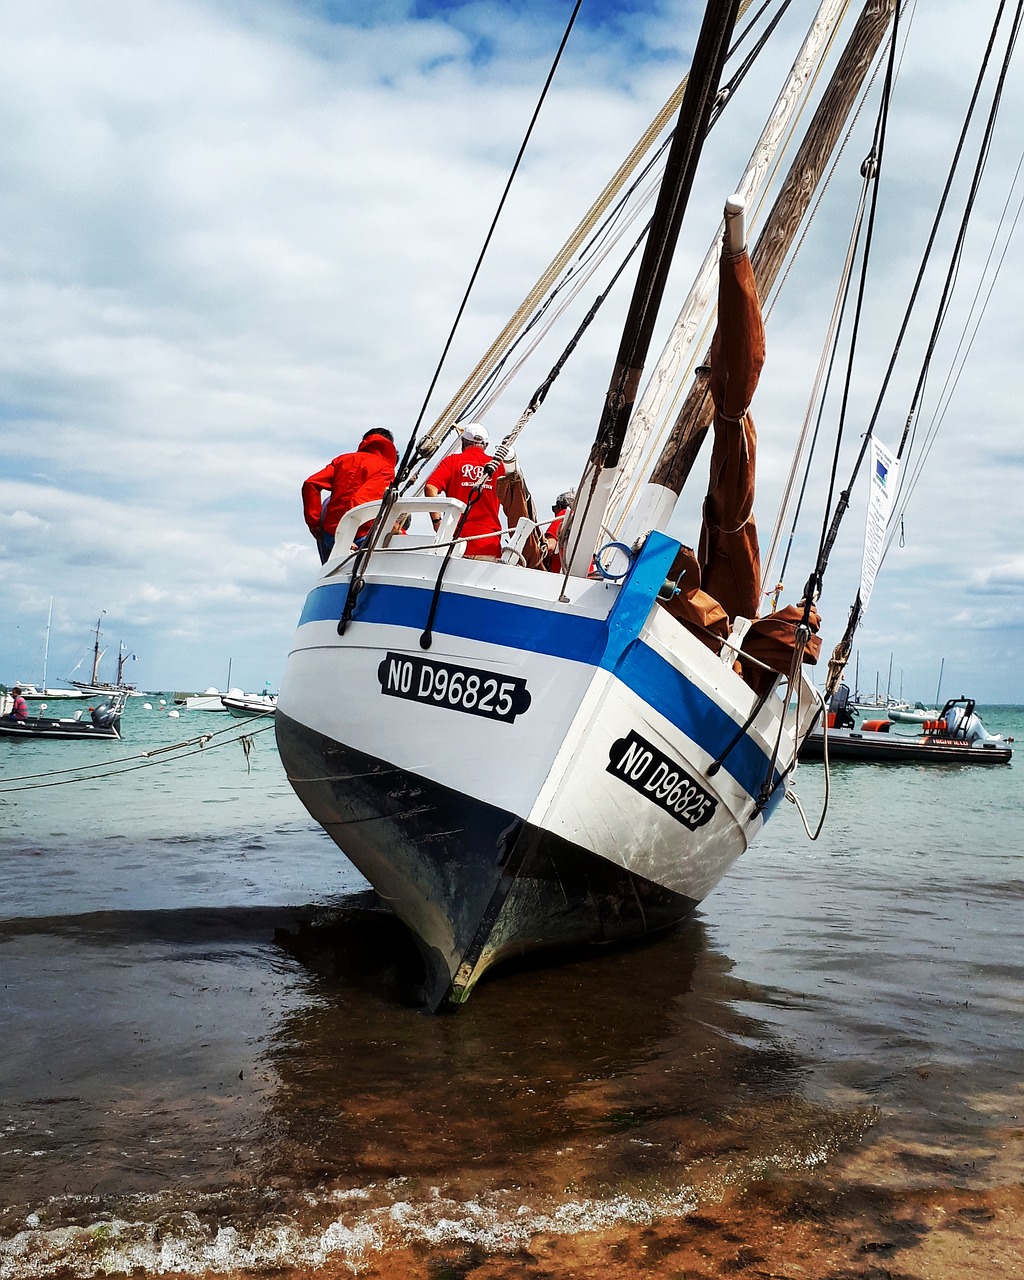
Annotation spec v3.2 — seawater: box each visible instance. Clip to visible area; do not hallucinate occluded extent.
[1,699,1022,1277]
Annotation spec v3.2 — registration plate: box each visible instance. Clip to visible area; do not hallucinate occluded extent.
[607,730,718,829]
[377,653,531,724]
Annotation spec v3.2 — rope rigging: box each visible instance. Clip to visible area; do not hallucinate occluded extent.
[813,0,1017,589]
[884,138,1024,548]
[393,0,586,495]
[396,0,799,495]
[0,716,276,795]
[815,0,1024,693]
[330,0,796,638]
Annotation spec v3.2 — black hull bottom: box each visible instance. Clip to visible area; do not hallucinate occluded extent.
[275,711,699,1010]
[800,730,1011,765]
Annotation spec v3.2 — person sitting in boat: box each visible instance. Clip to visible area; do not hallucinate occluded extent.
[424,424,508,560]
[4,686,29,720]
[543,490,575,573]
[302,428,399,563]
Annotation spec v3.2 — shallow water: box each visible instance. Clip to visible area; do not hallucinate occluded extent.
[1,699,1021,1276]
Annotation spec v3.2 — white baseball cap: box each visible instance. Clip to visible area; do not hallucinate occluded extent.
[461,423,489,447]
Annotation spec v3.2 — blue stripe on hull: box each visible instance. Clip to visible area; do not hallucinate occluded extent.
[299,579,607,664]
[296,551,784,808]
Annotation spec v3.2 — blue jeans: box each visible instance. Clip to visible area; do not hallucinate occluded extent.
[316,531,335,564]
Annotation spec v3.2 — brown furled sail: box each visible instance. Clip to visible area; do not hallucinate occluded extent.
[496,470,546,568]
[667,206,823,695]
[698,239,765,622]
[740,602,823,695]
[650,0,897,497]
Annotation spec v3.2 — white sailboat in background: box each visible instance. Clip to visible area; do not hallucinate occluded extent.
[276,0,1016,1008]
[16,599,89,701]
[70,614,140,696]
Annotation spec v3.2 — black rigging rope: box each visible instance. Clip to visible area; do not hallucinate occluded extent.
[393,0,586,490]
[805,0,902,605]
[812,0,1016,596]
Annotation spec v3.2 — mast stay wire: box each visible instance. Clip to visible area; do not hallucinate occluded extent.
[877,5,1024,566]
[809,0,1014,600]
[396,0,802,499]
[883,140,1024,547]
[411,0,776,465]
[392,0,586,491]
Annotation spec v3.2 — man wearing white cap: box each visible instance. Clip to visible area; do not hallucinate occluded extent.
[424,424,507,560]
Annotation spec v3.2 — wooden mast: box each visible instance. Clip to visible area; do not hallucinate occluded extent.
[418,0,758,458]
[563,0,743,575]
[648,0,896,497]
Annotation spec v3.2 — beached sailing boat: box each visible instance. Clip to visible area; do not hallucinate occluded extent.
[277,0,1008,1007]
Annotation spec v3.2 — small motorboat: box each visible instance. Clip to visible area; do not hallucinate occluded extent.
[221,691,277,718]
[0,691,128,741]
[801,697,1012,765]
[886,705,939,724]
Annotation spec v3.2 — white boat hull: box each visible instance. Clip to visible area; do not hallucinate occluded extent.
[277,529,812,1007]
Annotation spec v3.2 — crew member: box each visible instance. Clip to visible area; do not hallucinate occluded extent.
[302,428,399,562]
[5,686,28,720]
[424,424,507,560]
[544,490,574,573]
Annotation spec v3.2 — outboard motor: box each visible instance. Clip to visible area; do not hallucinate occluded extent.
[938,698,1004,745]
[90,698,121,730]
[827,682,855,729]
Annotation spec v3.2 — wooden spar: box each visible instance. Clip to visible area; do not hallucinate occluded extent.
[593,0,742,471]
[418,0,757,459]
[648,0,896,496]
[563,0,742,575]
[605,0,853,542]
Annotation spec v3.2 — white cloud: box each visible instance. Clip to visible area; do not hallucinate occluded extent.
[0,0,1022,701]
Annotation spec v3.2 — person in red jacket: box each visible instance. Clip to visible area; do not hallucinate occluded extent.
[302,428,398,562]
[424,424,507,560]
[543,489,575,573]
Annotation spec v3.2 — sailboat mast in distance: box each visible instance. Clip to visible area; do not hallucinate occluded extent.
[41,596,53,690]
[90,613,105,684]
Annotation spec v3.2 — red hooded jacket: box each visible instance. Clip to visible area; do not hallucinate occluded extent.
[302,432,399,538]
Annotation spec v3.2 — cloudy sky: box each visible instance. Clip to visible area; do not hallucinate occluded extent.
[1,0,1022,704]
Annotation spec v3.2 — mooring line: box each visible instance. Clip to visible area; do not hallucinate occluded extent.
[0,719,276,794]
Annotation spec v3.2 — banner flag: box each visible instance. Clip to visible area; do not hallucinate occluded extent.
[860,436,899,608]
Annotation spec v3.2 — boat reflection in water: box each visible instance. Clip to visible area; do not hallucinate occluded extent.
[266,897,873,1207]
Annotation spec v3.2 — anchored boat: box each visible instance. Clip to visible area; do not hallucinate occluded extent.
[0,690,128,742]
[802,697,1012,765]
